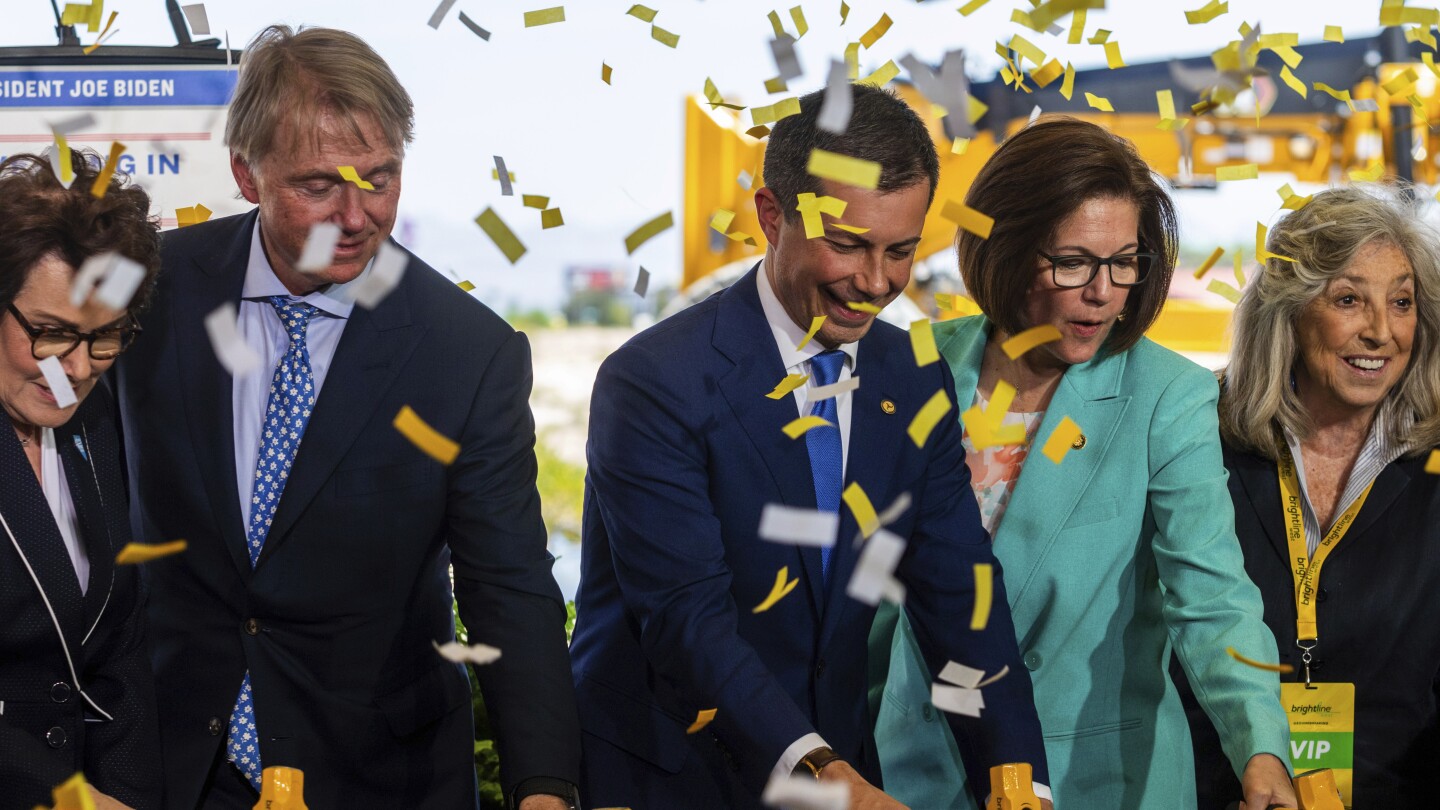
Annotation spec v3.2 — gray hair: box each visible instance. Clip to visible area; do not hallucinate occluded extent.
[1220,184,1440,459]
[225,25,414,167]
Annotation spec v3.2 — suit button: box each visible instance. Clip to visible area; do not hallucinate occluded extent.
[46,726,67,748]
[50,682,71,703]
[207,717,223,736]
[922,703,935,722]
[1023,651,1043,670]
[815,658,827,678]
[245,618,260,636]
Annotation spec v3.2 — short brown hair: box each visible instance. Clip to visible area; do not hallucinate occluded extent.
[765,83,939,220]
[0,150,160,313]
[225,25,414,166]
[958,116,1178,352]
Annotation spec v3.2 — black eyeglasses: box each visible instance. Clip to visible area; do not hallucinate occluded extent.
[6,304,141,360]
[1039,252,1158,288]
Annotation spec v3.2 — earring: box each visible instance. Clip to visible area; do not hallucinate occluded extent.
[1116,311,1127,321]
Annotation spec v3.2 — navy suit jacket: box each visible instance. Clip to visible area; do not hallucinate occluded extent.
[569,267,1047,808]
[116,211,579,808]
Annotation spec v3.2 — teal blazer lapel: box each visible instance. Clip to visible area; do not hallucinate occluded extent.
[937,316,1132,623]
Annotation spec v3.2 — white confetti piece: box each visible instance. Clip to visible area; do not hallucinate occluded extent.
[204,302,261,377]
[427,0,460,29]
[806,376,859,402]
[845,528,906,606]
[433,639,503,665]
[37,356,78,408]
[49,113,96,136]
[758,504,839,548]
[296,222,341,273]
[494,155,513,196]
[770,36,803,82]
[92,254,146,310]
[343,241,408,310]
[817,59,852,134]
[931,682,985,717]
[938,660,985,689]
[180,3,210,35]
[633,266,651,298]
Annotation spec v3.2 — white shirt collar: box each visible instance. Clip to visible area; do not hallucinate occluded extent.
[241,219,359,319]
[756,258,859,372]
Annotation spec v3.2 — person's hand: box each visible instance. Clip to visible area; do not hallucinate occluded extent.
[517,794,571,810]
[518,794,571,810]
[86,787,135,810]
[818,759,909,809]
[1041,800,1054,810]
[1238,753,1297,810]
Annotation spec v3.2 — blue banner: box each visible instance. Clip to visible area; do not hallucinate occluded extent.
[0,67,236,108]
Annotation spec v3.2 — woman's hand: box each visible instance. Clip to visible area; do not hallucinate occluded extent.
[1238,753,1297,810]
[87,786,135,810]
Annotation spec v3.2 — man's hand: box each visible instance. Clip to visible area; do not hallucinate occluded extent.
[518,794,571,810]
[1040,800,1054,810]
[818,759,909,809]
[87,787,135,810]
[1238,753,1297,810]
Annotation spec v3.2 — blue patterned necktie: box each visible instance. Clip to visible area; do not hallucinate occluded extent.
[227,297,319,790]
[805,350,847,585]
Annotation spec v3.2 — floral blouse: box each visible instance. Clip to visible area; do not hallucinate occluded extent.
[960,390,1046,535]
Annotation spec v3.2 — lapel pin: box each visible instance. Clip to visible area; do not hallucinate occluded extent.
[880,399,896,414]
[1071,433,1087,450]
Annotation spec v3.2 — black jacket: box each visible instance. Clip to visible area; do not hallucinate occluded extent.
[1175,440,1440,807]
[0,383,161,810]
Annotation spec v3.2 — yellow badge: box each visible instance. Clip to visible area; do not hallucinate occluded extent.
[1282,682,1355,805]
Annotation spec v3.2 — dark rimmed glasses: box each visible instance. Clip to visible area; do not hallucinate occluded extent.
[1039,252,1158,288]
[7,304,141,360]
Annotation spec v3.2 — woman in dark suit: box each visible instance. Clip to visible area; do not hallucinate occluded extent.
[0,151,162,810]
[1180,185,1440,807]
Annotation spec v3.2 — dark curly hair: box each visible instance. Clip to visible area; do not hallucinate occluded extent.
[0,149,161,314]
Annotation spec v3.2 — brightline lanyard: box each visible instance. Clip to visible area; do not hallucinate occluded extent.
[1276,445,1372,686]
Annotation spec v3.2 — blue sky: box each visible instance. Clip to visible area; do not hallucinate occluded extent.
[2,1,1385,310]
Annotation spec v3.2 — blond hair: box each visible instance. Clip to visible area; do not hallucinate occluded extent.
[225,25,413,166]
[1220,184,1440,458]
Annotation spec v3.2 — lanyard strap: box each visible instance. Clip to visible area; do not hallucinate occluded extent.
[1275,445,1372,646]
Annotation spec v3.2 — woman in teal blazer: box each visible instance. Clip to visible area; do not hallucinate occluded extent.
[869,118,1294,809]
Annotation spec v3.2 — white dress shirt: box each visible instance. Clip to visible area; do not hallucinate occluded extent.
[1283,405,1407,556]
[756,260,858,783]
[232,221,363,529]
[39,427,88,594]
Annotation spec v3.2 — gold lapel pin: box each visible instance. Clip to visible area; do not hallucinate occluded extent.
[881,399,896,414]
[1071,433,1087,449]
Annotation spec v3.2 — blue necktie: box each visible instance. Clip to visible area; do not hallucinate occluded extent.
[805,350,846,585]
[227,297,319,790]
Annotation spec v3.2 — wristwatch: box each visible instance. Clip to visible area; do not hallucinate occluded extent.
[508,776,580,809]
[792,746,843,780]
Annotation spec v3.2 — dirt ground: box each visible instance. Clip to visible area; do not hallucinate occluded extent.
[527,326,635,468]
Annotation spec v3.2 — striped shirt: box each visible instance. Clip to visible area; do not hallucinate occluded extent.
[1282,405,1409,557]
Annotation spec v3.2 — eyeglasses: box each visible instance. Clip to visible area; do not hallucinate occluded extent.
[1039,252,1158,288]
[7,304,141,361]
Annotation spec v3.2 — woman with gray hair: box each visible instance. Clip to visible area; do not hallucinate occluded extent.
[1180,185,1440,807]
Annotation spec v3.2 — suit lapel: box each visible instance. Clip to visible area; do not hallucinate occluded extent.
[713,268,828,616]
[1336,459,1409,551]
[1229,450,1291,568]
[817,333,902,655]
[174,212,253,578]
[258,260,424,565]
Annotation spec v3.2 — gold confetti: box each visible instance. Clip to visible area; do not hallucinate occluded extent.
[1041,416,1083,464]
[752,566,800,613]
[1323,25,1344,43]
[970,563,993,630]
[1156,89,1188,130]
[1382,66,1420,96]
[1104,41,1126,69]
[833,223,869,234]
[807,148,881,190]
[751,97,801,126]
[541,208,564,229]
[1426,449,1440,473]
[394,405,461,464]
[703,77,744,110]
[626,4,658,22]
[941,199,995,239]
[601,62,613,84]
[1217,163,1259,181]
[961,383,1026,449]
[522,194,550,209]
[1226,646,1294,674]
[845,301,881,315]
[1256,221,1296,264]
[1088,28,1110,44]
[797,316,826,351]
[176,204,212,228]
[766,373,809,400]
[796,192,847,239]
[474,208,526,264]
[686,708,718,734]
[1192,246,1225,279]
[624,211,674,254]
[1084,92,1114,112]
[958,0,990,15]
[791,5,808,37]
[1031,59,1065,88]
[1234,248,1246,287]
[1069,8,1086,43]
[115,540,188,565]
[1207,279,1242,304]
[842,481,880,538]
[783,415,834,439]
[840,0,850,25]
[909,319,939,367]
[1009,34,1047,68]
[1278,65,1307,99]
[764,76,787,93]
[1060,62,1076,100]
[1349,158,1384,182]
[523,6,565,27]
[859,60,900,87]
[907,388,952,449]
[457,280,475,292]
[651,24,680,47]
[90,141,125,198]
[338,165,374,190]
[951,137,971,155]
[51,772,95,810]
[1185,0,1227,24]
[1001,325,1062,360]
[81,11,118,55]
[859,13,891,48]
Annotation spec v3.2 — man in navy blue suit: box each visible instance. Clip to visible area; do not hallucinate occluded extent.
[569,84,1050,808]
